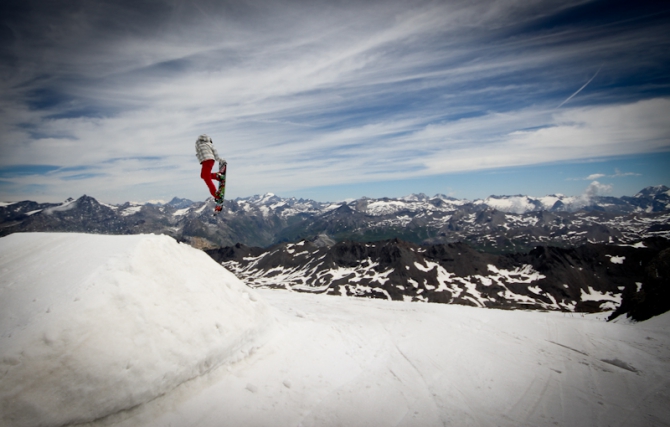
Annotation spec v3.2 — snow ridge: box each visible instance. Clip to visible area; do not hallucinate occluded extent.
[0,233,274,427]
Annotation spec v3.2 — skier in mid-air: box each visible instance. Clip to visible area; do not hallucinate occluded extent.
[195,134,226,202]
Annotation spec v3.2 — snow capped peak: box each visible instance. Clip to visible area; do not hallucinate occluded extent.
[635,185,670,198]
[400,193,429,202]
[258,192,277,204]
[2,186,668,249]
[167,197,194,209]
[365,199,410,215]
[241,192,281,205]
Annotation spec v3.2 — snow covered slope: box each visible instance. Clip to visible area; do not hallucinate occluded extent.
[103,290,669,427]
[0,233,274,427]
[1,233,669,427]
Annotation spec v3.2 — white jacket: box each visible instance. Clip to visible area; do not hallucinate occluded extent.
[195,134,221,163]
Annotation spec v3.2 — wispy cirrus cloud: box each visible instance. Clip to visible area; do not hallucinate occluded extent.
[582,170,642,181]
[0,0,669,203]
[569,168,644,182]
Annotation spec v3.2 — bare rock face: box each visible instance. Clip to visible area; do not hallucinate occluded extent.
[207,237,670,316]
[610,247,670,321]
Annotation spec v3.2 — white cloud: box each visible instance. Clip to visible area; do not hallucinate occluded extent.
[584,180,612,198]
[575,170,642,181]
[4,97,665,203]
[1,0,668,203]
[612,169,641,178]
[420,98,670,175]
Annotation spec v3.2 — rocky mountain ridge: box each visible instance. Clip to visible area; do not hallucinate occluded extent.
[3,187,668,318]
[1,186,668,251]
[206,236,670,319]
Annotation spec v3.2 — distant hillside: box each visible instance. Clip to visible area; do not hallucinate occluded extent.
[1,186,668,251]
[206,236,670,318]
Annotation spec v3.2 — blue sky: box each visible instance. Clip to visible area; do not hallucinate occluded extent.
[0,0,669,204]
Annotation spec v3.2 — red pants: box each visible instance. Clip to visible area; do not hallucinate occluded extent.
[200,159,220,198]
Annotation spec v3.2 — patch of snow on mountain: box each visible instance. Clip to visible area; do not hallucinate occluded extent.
[372,215,413,228]
[607,255,625,264]
[414,261,434,272]
[399,193,429,202]
[366,200,408,216]
[487,264,546,283]
[462,212,478,224]
[319,203,342,213]
[100,202,118,210]
[581,286,622,306]
[252,193,278,205]
[505,213,540,227]
[43,198,77,214]
[173,207,191,216]
[120,205,143,216]
[0,233,274,427]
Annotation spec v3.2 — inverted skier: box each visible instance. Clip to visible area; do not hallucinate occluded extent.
[195,134,226,202]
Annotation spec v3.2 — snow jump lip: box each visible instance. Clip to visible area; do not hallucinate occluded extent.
[0,232,274,427]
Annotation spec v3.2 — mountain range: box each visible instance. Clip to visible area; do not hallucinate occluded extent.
[1,186,669,251]
[2,186,669,318]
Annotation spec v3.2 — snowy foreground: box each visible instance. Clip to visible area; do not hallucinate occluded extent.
[1,233,669,427]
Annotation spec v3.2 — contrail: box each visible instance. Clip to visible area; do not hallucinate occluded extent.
[191,0,210,20]
[557,65,603,109]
